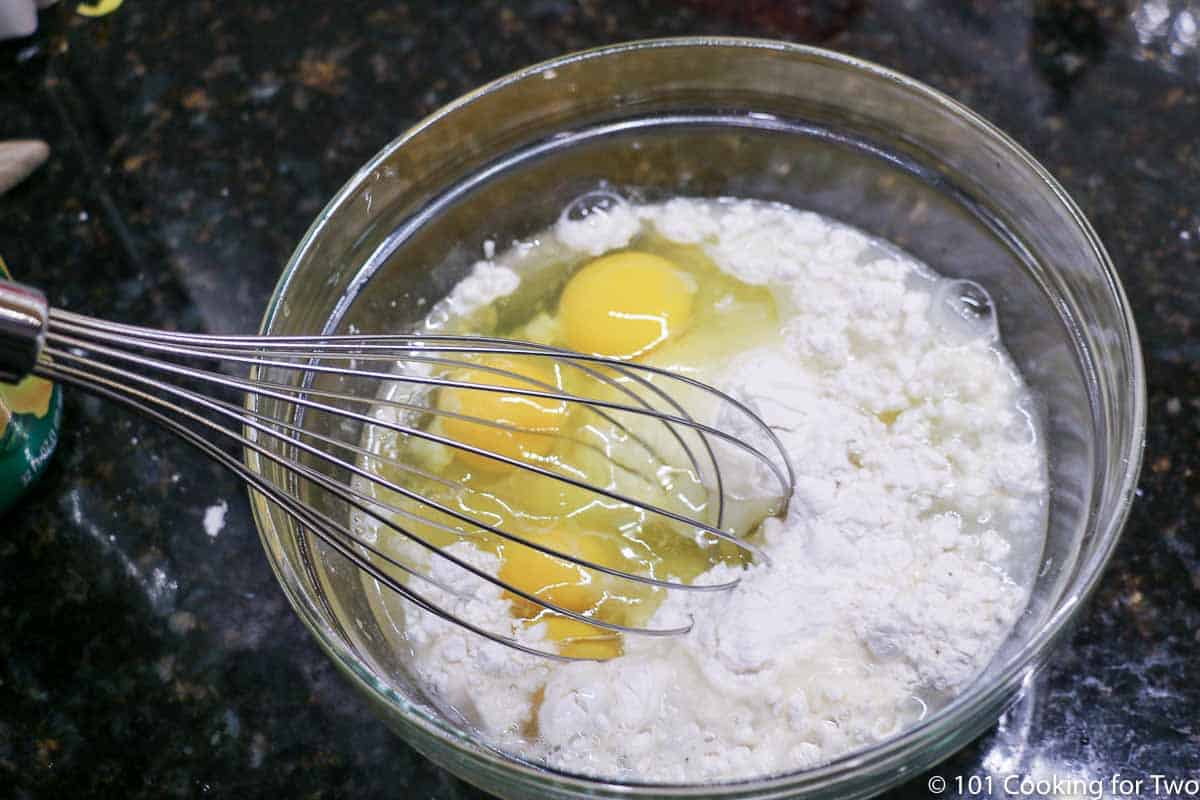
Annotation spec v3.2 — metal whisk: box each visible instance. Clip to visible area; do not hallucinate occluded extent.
[0,278,793,660]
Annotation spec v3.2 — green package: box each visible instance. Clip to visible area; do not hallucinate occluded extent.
[0,256,61,514]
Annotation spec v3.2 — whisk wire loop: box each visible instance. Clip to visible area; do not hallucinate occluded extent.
[42,328,770,562]
[6,295,797,660]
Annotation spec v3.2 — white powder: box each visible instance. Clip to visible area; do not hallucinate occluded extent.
[401,542,553,732]
[425,259,521,327]
[370,198,1047,782]
[555,193,643,255]
[203,500,228,539]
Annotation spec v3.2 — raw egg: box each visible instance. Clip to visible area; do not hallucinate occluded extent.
[437,354,568,471]
[558,251,695,360]
[498,527,612,616]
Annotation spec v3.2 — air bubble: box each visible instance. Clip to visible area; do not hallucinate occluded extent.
[931,279,998,342]
[560,189,626,224]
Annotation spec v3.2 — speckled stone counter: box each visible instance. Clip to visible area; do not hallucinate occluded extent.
[0,1,1196,797]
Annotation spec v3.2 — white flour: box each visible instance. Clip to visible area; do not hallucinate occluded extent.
[423,259,520,328]
[203,500,228,539]
[367,197,1047,782]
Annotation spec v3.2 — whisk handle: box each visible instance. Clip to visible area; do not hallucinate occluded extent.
[0,278,47,384]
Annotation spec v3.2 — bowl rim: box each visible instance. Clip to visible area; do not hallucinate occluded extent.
[251,35,1147,794]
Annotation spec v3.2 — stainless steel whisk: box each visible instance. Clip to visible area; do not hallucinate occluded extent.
[0,278,794,660]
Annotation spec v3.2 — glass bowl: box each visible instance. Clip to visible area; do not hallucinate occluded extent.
[246,38,1144,800]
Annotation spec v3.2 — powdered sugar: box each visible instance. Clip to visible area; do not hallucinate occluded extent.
[368,197,1047,782]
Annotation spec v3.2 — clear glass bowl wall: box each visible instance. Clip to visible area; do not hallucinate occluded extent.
[246,39,1144,800]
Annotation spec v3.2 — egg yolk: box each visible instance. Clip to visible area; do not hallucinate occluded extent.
[437,355,567,472]
[558,251,695,360]
[498,527,613,615]
[537,616,623,660]
[498,527,628,660]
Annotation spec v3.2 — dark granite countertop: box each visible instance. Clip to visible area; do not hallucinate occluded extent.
[1,1,1197,797]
